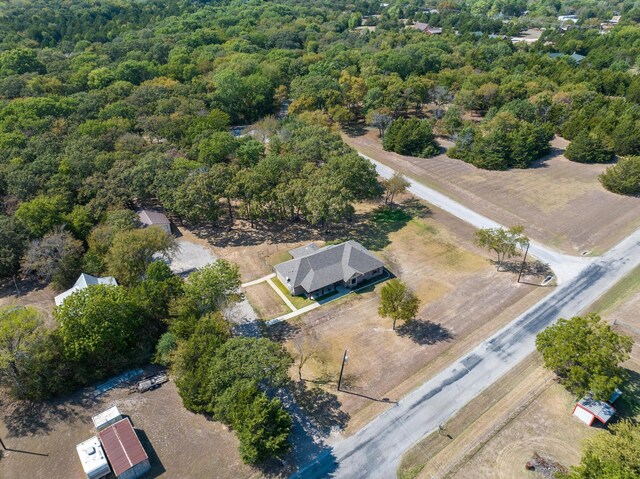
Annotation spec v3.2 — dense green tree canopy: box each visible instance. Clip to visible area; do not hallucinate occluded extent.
[562,420,640,479]
[565,132,614,164]
[599,156,640,196]
[536,313,633,400]
[54,285,144,380]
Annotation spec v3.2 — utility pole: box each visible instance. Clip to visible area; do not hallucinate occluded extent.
[0,436,6,450]
[337,349,349,391]
[517,241,530,283]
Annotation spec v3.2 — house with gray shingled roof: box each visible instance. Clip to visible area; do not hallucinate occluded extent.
[274,241,385,299]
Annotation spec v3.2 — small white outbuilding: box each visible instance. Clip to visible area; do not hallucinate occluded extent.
[572,389,621,426]
[92,406,123,431]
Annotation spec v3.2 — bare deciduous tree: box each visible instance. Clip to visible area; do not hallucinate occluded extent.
[293,330,318,381]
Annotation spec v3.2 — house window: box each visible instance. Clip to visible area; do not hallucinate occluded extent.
[350,277,357,285]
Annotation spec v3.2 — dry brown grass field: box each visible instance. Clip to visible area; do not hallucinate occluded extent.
[245,197,554,433]
[343,129,640,255]
[399,266,640,479]
[244,281,290,320]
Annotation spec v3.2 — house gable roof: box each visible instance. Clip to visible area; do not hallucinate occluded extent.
[275,241,383,293]
[138,209,170,226]
[54,273,118,306]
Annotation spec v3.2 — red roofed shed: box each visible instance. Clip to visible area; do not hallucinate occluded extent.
[98,418,151,479]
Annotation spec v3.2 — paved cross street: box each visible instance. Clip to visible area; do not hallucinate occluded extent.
[290,154,640,479]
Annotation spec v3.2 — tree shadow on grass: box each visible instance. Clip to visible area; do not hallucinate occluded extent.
[2,388,96,438]
[289,382,350,437]
[266,320,301,342]
[396,320,454,346]
[342,122,368,138]
[617,368,640,419]
[493,259,553,279]
[527,147,564,170]
[336,199,431,252]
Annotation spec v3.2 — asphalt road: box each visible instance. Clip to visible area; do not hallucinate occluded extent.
[289,155,640,479]
[363,154,590,284]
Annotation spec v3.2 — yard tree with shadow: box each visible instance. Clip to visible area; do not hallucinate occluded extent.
[536,313,633,401]
[378,279,421,331]
[475,225,528,272]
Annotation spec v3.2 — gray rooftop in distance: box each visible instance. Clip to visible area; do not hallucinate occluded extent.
[138,209,170,226]
[578,396,616,423]
[275,240,383,293]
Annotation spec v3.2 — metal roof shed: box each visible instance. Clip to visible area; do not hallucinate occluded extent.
[98,418,151,479]
[76,436,111,479]
[573,396,616,426]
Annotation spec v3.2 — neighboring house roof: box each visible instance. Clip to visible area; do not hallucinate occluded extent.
[54,274,118,306]
[570,52,586,63]
[577,396,616,424]
[98,418,148,477]
[413,22,429,31]
[275,240,384,293]
[289,243,320,259]
[138,209,170,226]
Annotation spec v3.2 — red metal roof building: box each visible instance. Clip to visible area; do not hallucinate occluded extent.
[98,418,151,479]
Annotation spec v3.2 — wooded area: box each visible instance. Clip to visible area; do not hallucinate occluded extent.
[1,0,640,468]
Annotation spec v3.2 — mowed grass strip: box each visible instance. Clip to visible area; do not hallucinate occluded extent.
[272,276,316,309]
[591,264,640,314]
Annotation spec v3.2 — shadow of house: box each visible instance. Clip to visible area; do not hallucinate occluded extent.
[396,320,454,346]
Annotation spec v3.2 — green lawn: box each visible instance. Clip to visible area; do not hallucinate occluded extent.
[271,277,316,309]
[592,265,640,314]
[267,250,293,267]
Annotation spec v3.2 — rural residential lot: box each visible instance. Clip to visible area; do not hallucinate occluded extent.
[0,193,553,479]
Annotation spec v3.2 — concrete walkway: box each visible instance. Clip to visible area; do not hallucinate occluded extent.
[241,273,275,288]
[267,277,298,311]
[267,302,322,326]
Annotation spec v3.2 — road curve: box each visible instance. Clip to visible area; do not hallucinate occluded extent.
[291,225,640,479]
[362,154,590,284]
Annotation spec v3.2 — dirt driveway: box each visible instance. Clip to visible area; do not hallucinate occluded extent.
[343,130,640,255]
[0,375,262,479]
